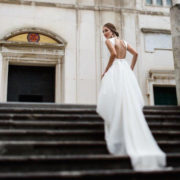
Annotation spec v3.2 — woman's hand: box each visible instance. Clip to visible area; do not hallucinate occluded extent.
[101,72,105,79]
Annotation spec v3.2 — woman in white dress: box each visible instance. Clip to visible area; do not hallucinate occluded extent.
[96,23,166,171]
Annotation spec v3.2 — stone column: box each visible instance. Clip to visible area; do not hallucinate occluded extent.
[55,59,62,103]
[0,53,3,101]
[170,1,180,105]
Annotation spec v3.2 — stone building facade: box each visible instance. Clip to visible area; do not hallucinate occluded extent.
[0,0,176,105]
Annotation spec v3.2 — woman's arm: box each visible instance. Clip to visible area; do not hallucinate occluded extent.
[101,39,117,79]
[127,43,138,70]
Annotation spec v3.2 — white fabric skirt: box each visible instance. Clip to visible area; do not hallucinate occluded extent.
[96,58,166,171]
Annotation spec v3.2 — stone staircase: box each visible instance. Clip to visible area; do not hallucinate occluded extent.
[0,103,179,179]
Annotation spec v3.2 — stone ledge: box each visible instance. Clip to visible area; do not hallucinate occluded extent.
[148,69,175,80]
[0,41,64,50]
[141,28,171,34]
[0,0,170,16]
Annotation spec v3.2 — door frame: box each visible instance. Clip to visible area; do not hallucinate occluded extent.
[0,42,65,103]
[147,69,176,105]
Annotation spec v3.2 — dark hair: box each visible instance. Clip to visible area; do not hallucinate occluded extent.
[103,23,119,37]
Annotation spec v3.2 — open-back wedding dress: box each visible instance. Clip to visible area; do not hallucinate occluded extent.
[96,37,166,171]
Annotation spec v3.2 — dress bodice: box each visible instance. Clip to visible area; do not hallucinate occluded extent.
[108,38,128,60]
[109,37,128,49]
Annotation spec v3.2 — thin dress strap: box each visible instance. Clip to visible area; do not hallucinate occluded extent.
[109,37,115,45]
[123,40,128,49]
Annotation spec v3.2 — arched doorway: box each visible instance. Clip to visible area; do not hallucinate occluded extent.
[0,28,66,103]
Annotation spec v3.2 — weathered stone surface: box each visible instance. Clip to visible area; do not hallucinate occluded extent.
[170,3,180,105]
[0,103,179,179]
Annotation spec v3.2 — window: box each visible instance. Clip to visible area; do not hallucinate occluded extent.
[146,0,153,5]
[166,0,172,6]
[146,0,172,7]
[144,33,172,52]
[156,0,163,6]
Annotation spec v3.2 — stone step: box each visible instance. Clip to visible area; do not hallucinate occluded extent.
[0,114,102,121]
[0,130,104,141]
[0,103,97,109]
[0,102,179,110]
[0,103,179,179]
[0,153,178,173]
[0,168,179,180]
[0,121,180,131]
[0,108,97,115]
[0,120,104,130]
[0,107,180,115]
[146,115,180,123]
[0,141,179,156]
[143,109,180,115]
[0,130,179,141]
[143,105,180,110]
[160,141,180,153]
[0,141,108,155]
[0,114,180,123]
[149,122,180,131]
[152,130,180,140]
[0,155,132,172]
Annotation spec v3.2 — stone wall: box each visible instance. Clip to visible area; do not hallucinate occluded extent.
[0,0,175,105]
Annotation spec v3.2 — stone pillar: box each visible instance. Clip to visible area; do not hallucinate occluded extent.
[0,53,3,101]
[55,59,62,103]
[170,2,180,105]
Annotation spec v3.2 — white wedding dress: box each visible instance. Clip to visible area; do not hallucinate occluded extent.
[96,37,166,171]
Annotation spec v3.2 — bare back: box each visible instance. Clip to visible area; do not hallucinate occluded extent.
[105,37,138,71]
[114,38,127,59]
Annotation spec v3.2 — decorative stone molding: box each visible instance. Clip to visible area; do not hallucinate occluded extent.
[141,28,171,34]
[0,0,170,16]
[0,41,65,50]
[2,27,67,46]
[148,69,175,79]
[0,27,65,103]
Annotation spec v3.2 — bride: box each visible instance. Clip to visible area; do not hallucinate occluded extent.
[96,23,166,171]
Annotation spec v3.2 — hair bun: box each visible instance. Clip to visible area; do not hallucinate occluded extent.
[115,31,119,37]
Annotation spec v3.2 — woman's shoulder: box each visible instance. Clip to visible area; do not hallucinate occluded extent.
[105,38,114,44]
[105,37,115,45]
[106,37,115,41]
